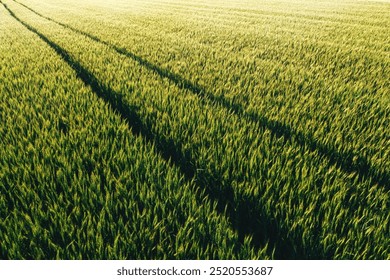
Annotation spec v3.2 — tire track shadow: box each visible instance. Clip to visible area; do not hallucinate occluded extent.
[13,0,389,190]
[2,1,309,259]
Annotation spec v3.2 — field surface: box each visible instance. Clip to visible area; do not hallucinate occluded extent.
[0,0,389,259]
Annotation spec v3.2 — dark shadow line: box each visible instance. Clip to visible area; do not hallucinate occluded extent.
[2,2,312,259]
[13,0,389,189]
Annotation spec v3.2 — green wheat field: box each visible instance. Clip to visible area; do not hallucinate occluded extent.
[0,0,389,259]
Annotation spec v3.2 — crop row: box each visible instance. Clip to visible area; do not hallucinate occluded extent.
[0,2,261,259]
[3,0,388,259]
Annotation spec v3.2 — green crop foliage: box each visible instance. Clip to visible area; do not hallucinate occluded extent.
[0,2,265,259]
[0,0,389,259]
